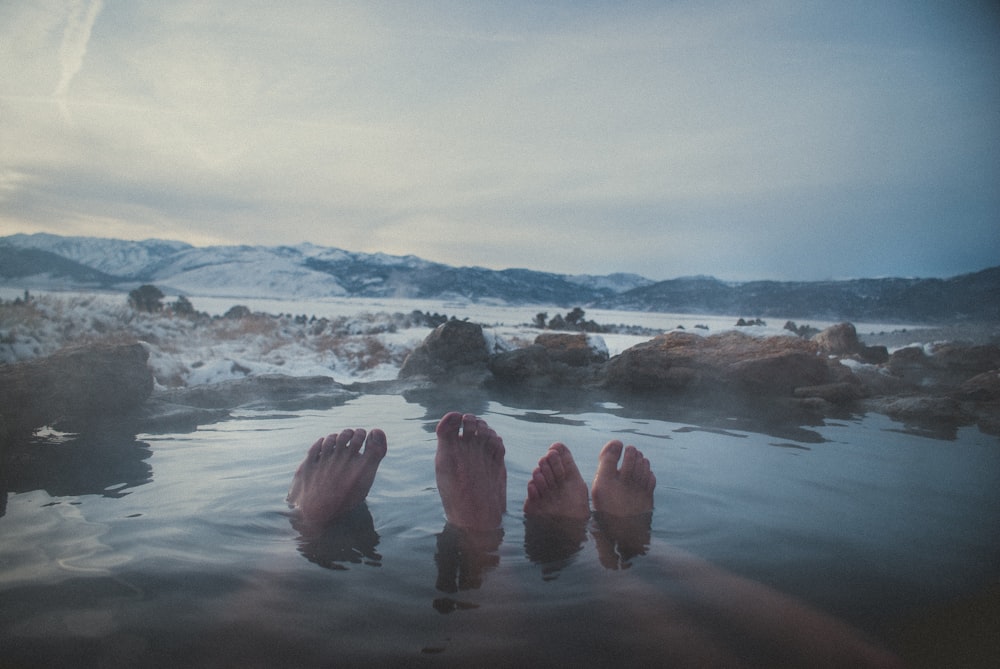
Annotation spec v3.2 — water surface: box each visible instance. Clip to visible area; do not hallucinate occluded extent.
[2,393,998,667]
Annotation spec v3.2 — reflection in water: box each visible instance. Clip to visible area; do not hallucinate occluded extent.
[433,524,502,613]
[403,386,492,432]
[292,504,381,570]
[497,411,587,427]
[523,516,588,579]
[591,512,653,570]
[2,428,152,517]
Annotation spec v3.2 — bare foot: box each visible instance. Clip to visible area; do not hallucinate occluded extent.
[435,412,507,531]
[287,428,387,528]
[523,442,590,519]
[591,440,655,517]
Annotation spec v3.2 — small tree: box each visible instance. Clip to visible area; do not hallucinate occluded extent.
[224,305,252,319]
[565,307,585,327]
[171,295,195,315]
[128,284,164,312]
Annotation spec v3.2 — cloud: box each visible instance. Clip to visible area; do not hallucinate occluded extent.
[0,1,997,281]
[53,0,104,121]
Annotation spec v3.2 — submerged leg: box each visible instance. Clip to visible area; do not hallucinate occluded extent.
[434,412,507,531]
[287,428,387,528]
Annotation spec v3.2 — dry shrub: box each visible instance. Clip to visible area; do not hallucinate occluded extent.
[61,331,142,350]
[326,335,409,371]
[0,300,44,330]
[210,314,280,340]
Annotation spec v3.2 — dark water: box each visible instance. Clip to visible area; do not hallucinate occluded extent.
[2,392,998,667]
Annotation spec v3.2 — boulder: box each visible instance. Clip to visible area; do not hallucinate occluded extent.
[888,343,1000,390]
[886,346,930,386]
[956,370,1000,402]
[878,396,968,423]
[490,345,553,384]
[931,344,1000,377]
[534,333,609,367]
[812,322,888,364]
[0,342,153,437]
[398,320,490,383]
[605,331,831,396]
[812,322,863,355]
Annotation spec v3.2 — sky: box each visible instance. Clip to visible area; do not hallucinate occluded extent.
[0,1,998,282]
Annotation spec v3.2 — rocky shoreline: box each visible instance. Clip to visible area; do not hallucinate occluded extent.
[1,321,998,454]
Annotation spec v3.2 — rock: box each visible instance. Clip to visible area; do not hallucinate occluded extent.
[931,344,1000,377]
[398,320,490,383]
[887,346,930,385]
[812,322,862,355]
[956,370,1000,401]
[534,333,609,367]
[490,345,553,384]
[888,343,1000,390]
[812,322,888,363]
[793,382,865,404]
[878,396,968,423]
[848,364,914,397]
[858,345,889,365]
[605,331,831,396]
[0,342,153,437]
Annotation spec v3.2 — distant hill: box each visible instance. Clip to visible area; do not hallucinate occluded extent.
[605,269,1000,323]
[0,244,121,285]
[1,233,997,322]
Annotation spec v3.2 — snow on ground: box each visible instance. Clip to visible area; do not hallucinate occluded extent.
[1,289,932,389]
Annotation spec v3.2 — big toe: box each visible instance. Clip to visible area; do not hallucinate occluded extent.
[435,412,463,440]
[365,429,388,460]
[596,440,624,476]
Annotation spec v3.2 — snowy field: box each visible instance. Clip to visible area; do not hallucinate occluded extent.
[0,288,923,389]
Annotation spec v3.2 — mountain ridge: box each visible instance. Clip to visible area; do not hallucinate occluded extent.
[1,233,997,323]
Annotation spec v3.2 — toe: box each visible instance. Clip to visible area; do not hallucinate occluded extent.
[436,412,463,439]
[332,429,354,455]
[474,416,490,438]
[306,436,324,462]
[346,428,367,454]
[621,445,639,479]
[532,468,549,494]
[596,440,624,477]
[548,449,567,483]
[320,433,340,458]
[461,413,479,439]
[364,429,388,460]
[539,457,557,488]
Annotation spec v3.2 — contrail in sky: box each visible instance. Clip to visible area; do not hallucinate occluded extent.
[54,0,104,122]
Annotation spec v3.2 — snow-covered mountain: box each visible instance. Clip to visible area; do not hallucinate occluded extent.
[0,233,637,303]
[1,233,998,321]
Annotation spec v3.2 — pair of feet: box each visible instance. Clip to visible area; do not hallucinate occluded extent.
[287,411,655,532]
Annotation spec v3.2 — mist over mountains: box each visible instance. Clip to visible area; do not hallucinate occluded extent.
[1,233,997,323]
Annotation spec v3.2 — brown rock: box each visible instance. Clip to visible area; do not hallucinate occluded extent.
[956,370,1000,401]
[534,333,608,367]
[812,322,888,364]
[605,331,830,396]
[879,396,968,423]
[398,320,490,382]
[490,345,552,384]
[0,342,153,437]
[931,344,1000,377]
[812,322,863,355]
